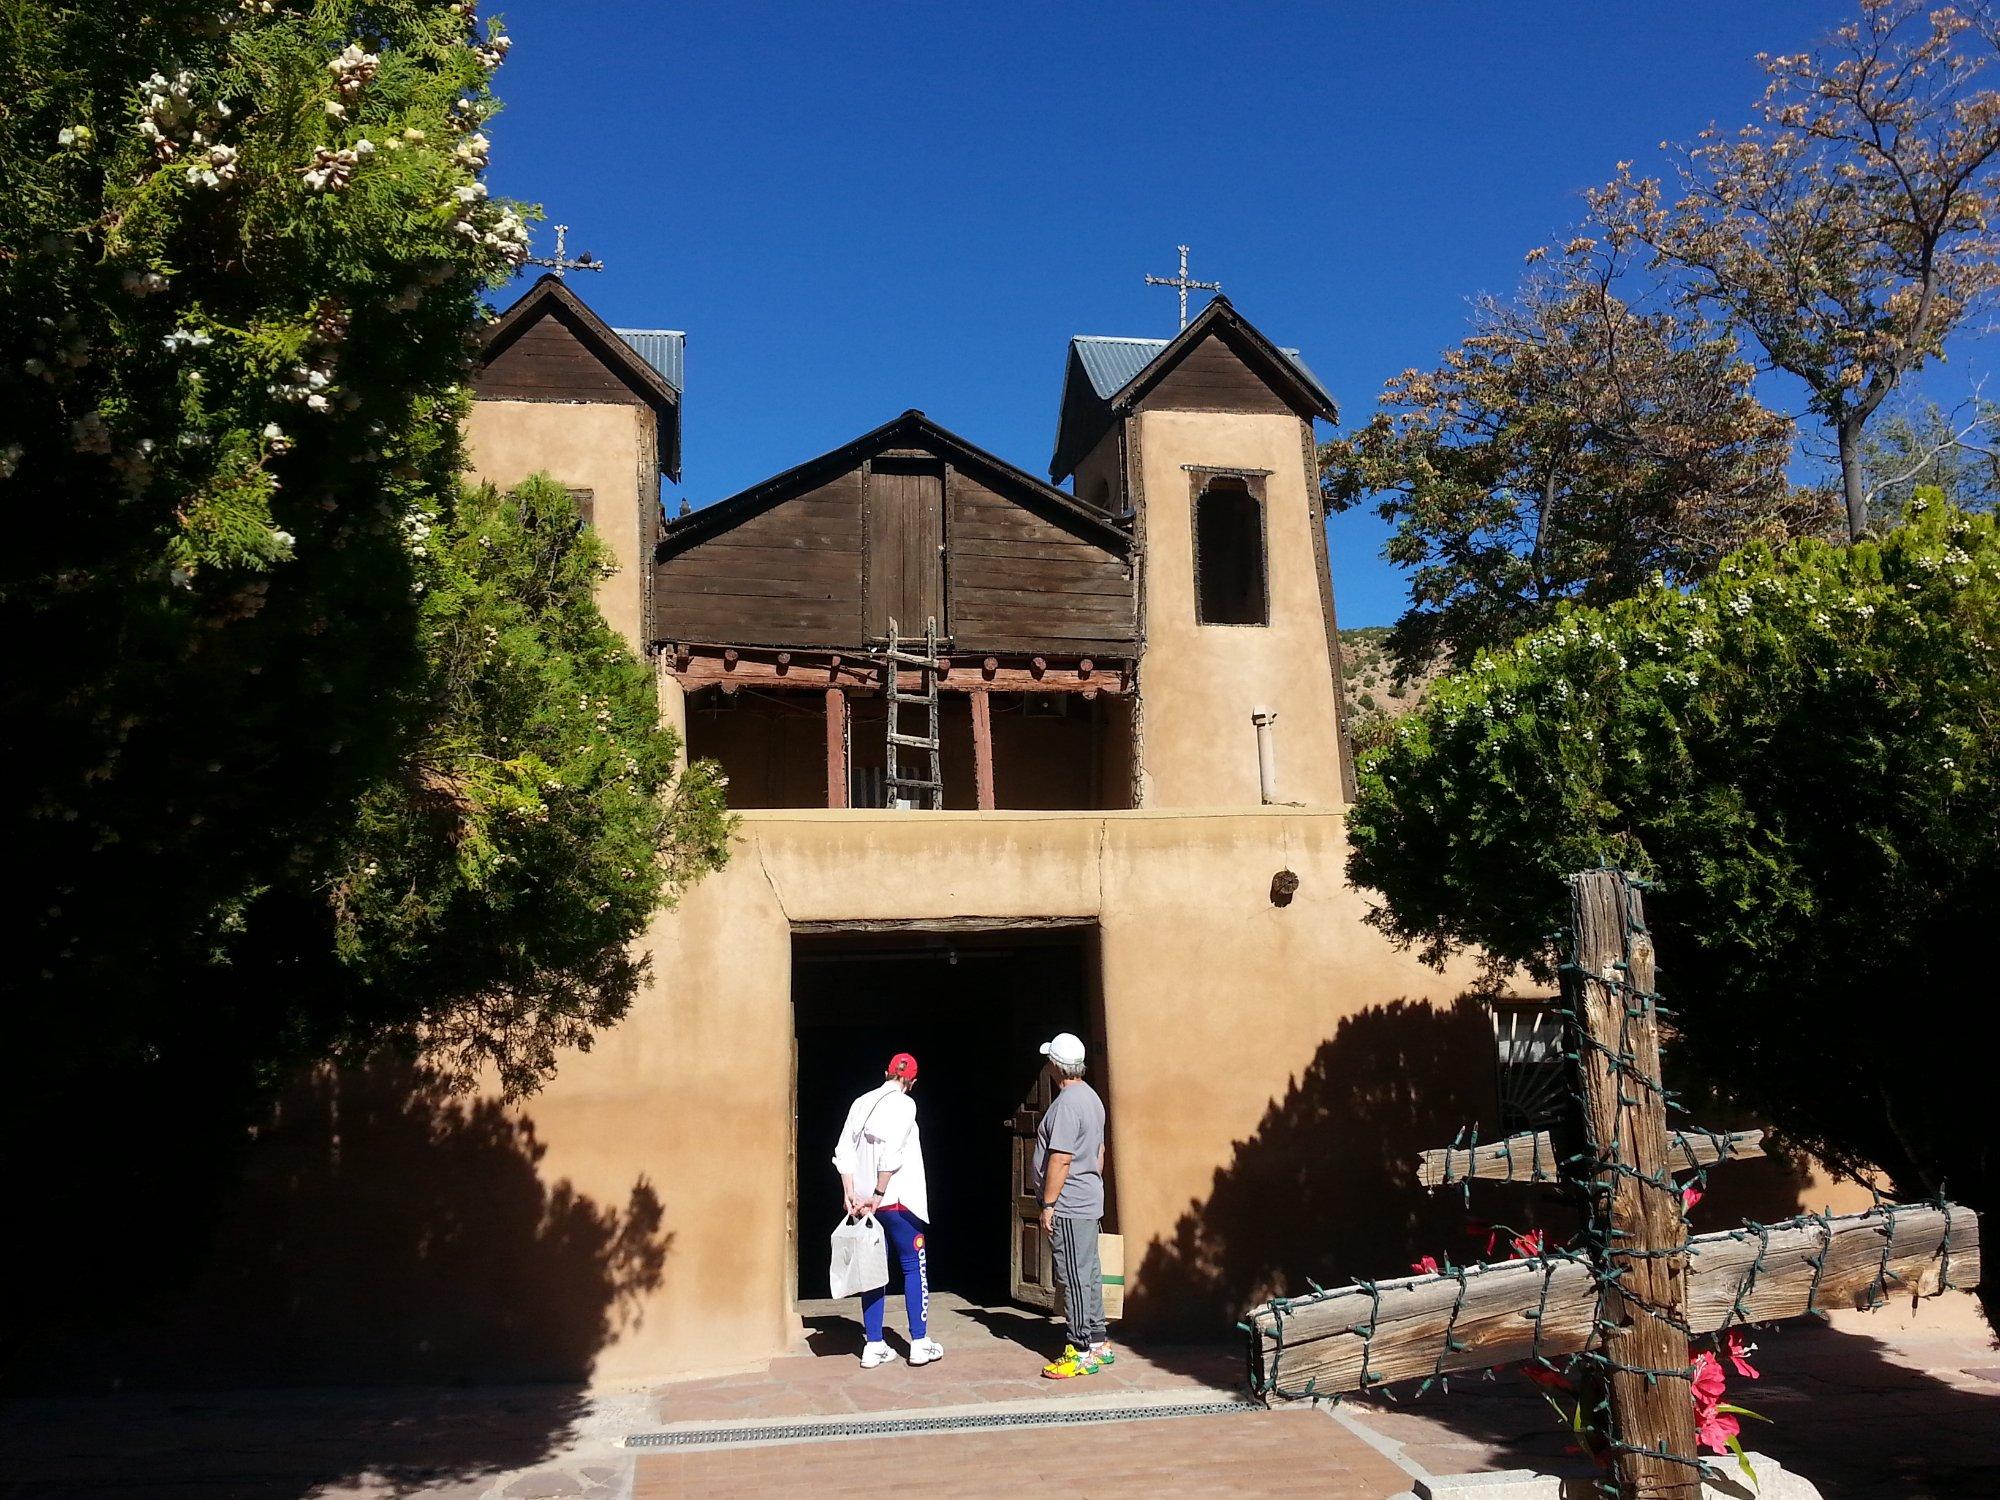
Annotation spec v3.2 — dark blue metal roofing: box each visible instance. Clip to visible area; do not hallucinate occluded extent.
[614,329,684,395]
[1071,334,1333,410]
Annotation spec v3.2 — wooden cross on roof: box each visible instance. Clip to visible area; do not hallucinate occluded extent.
[527,223,603,279]
[1243,869,1982,1498]
[1144,243,1221,331]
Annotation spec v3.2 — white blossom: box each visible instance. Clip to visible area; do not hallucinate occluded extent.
[327,43,381,99]
[0,443,23,479]
[162,327,213,352]
[71,413,112,454]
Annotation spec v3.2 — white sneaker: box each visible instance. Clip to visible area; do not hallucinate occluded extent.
[859,1340,894,1368]
[908,1338,945,1366]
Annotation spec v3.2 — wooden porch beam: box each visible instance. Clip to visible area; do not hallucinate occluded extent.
[971,688,995,811]
[665,647,1130,697]
[824,687,847,809]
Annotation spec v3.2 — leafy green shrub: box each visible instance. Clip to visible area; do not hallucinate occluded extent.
[1349,495,1999,1319]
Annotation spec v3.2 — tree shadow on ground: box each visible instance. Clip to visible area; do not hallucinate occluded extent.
[1346,1309,2000,1499]
[1124,994,1834,1344]
[8,1059,668,1497]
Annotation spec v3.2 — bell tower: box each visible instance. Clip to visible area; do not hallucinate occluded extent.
[1052,299,1351,808]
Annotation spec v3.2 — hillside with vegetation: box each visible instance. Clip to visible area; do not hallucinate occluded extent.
[1339,626,1441,754]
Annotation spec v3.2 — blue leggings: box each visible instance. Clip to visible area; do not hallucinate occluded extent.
[860,1208,930,1342]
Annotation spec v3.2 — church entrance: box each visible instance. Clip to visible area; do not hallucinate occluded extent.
[791,923,1100,1309]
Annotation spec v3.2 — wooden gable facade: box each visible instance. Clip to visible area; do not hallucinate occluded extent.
[1049,296,1338,481]
[474,274,683,482]
[651,411,1136,658]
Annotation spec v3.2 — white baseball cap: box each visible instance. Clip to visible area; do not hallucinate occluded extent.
[1039,1032,1086,1067]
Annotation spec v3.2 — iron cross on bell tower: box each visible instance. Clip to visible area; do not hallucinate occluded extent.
[527,223,603,279]
[1144,243,1221,331]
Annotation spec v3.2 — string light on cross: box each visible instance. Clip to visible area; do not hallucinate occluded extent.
[1242,869,1982,1499]
[527,223,603,279]
[1144,243,1221,331]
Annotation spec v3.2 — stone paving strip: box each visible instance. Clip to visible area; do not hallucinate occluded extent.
[626,1385,1264,1451]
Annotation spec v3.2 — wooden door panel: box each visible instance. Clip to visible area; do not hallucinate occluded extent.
[1007,1069,1058,1310]
[865,460,944,640]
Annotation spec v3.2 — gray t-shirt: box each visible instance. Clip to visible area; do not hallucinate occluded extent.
[1034,1081,1106,1218]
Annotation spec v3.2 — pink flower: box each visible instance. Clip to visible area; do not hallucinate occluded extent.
[1682,1185,1704,1210]
[1410,1255,1441,1275]
[1695,1406,1742,1455]
[1724,1330,1761,1380]
[1690,1349,1727,1409]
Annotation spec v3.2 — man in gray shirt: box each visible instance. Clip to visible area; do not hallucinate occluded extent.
[1032,1031,1111,1377]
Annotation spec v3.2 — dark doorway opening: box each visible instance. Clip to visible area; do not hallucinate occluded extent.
[792,924,1094,1306]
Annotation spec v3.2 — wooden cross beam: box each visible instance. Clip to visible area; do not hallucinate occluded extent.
[1416,1128,1766,1189]
[1244,1201,1980,1399]
[1244,870,1984,1498]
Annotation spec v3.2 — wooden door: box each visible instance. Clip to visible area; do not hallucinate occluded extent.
[1007,1068,1059,1310]
[865,458,944,640]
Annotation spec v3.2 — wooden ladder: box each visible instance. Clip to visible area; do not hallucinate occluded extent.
[883,616,942,810]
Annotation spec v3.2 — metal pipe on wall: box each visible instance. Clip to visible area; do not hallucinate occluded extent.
[1252,708,1278,804]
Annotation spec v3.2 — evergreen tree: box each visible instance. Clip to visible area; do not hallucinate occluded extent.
[0,3,729,1362]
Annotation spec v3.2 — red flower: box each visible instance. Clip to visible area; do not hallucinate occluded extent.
[1695,1406,1741,1455]
[1520,1361,1574,1393]
[1509,1228,1546,1260]
[1724,1330,1761,1380]
[1465,1216,1499,1256]
[1690,1349,1727,1410]
[1682,1185,1704,1210]
[1410,1255,1441,1275]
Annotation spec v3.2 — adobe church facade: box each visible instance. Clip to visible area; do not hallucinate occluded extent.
[465,275,1490,1382]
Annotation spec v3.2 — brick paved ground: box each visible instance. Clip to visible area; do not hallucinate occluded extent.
[647,1295,1241,1427]
[633,1406,1409,1499]
[3,1289,1992,1498]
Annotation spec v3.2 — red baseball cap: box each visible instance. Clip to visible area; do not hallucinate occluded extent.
[886,1052,919,1081]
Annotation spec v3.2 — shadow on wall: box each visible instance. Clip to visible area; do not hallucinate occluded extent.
[51,1058,667,1399]
[1125,995,1835,1339]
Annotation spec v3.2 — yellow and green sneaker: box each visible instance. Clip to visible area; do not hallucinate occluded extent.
[1090,1342,1116,1366]
[1041,1344,1103,1379]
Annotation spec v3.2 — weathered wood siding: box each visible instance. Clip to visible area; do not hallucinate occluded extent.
[1134,330,1297,416]
[864,459,944,639]
[948,471,1134,654]
[476,307,649,406]
[653,436,1135,654]
[653,471,866,645]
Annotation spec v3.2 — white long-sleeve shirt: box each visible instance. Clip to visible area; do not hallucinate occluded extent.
[832,1081,929,1223]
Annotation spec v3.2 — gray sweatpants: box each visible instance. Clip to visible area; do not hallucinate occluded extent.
[1051,1215,1106,1347]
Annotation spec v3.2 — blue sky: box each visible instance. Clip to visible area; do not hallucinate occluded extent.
[485,2,1991,628]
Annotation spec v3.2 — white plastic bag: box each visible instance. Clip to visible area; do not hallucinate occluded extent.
[829,1213,889,1298]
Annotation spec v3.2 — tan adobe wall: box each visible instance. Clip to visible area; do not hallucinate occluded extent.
[1128,410,1346,809]
[441,809,1865,1384]
[465,399,656,654]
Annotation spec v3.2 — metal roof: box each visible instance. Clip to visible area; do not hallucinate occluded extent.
[614,328,684,395]
[1070,333,1333,409]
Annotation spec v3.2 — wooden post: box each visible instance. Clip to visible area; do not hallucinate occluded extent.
[824,687,848,809]
[1567,871,1699,1498]
[971,687,995,811]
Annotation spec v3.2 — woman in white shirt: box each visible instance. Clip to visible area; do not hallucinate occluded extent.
[832,1051,943,1368]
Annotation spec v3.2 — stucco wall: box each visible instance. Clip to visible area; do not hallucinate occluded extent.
[1128,410,1346,810]
[465,399,655,653]
[503,807,1488,1383]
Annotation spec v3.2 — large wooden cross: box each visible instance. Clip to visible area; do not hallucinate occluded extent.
[1244,870,1981,1499]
